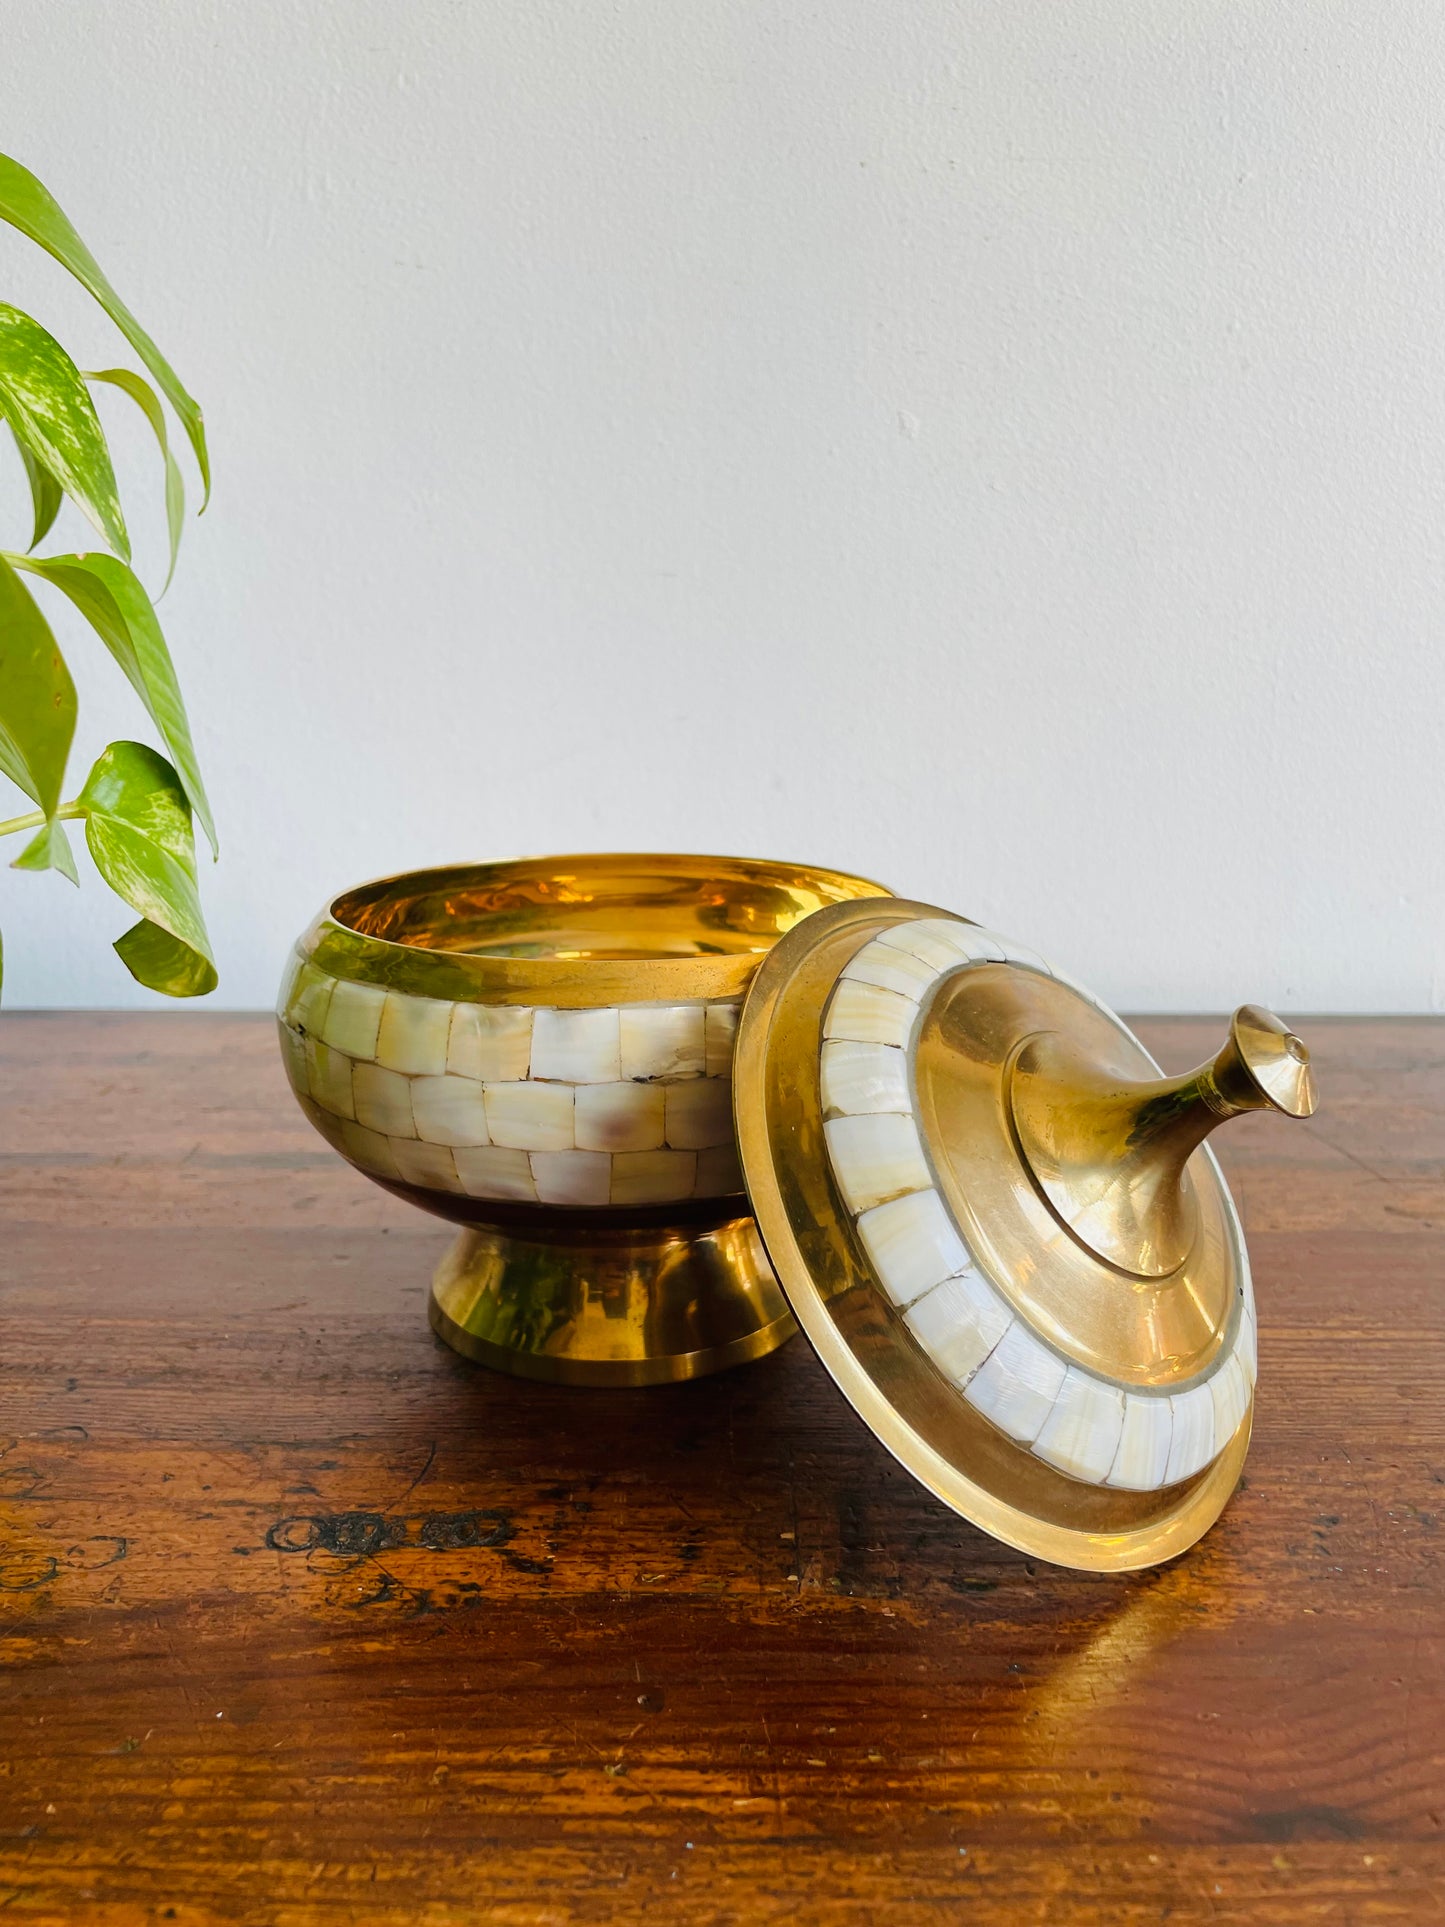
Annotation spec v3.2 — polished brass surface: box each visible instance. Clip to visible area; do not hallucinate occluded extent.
[288,853,888,1384]
[1010,1002,1317,1279]
[734,896,1309,1571]
[308,853,890,1007]
[430,1214,795,1386]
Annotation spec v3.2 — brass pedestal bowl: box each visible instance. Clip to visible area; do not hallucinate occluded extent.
[278,854,889,1384]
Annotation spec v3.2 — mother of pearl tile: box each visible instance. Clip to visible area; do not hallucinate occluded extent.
[1107,1393,1174,1491]
[820,1040,910,1118]
[574,1081,665,1152]
[874,920,978,974]
[284,960,336,1035]
[610,1149,697,1206]
[1164,1383,1218,1485]
[887,917,1008,970]
[854,1187,970,1309]
[352,1062,416,1138]
[822,979,917,1050]
[984,929,1052,975]
[1033,1367,1126,1484]
[483,1081,574,1151]
[337,1118,402,1180]
[695,1142,746,1197]
[305,1037,357,1121]
[391,1139,463,1193]
[964,1323,1068,1445]
[1210,1350,1251,1449]
[320,979,388,1061]
[531,1150,613,1207]
[531,1007,621,1084]
[453,1144,538,1201]
[704,1003,739,1077]
[824,1111,931,1214]
[933,922,1006,963]
[447,1003,533,1083]
[375,991,452,1076]
[664,1078,734,1152]
[410,1073,491,1147]
[277,1019,308,1095]
[903,1269,1012,1385]
[840,938,937,1000]
[619,1005,706,1081]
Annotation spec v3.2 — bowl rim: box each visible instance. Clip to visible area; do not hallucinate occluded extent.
[295,851,892,1008]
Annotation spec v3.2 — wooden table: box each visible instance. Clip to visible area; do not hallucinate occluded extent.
[0,1013,1441,1924]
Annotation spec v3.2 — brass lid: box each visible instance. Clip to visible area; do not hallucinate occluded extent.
[733,897,1317,1572]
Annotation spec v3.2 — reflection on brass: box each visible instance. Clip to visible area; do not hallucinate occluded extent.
[314,852,891,1007]
[282,853,888,1385]
[735,897,1313,1572]
[430,1213,795,1387]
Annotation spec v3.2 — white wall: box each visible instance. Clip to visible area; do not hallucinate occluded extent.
[0,0,1440,1012]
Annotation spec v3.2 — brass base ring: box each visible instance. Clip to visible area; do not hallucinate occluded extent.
[428,1211,797,1387]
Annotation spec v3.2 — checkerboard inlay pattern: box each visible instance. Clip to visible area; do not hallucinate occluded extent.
[277,954,744,1207]
[819,918,1257,1493]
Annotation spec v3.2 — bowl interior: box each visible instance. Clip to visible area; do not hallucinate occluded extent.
[331,854,887,965]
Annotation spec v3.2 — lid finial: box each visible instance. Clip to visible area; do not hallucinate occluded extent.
[1009,1004,1316,1280]
[736,898,1318,1570]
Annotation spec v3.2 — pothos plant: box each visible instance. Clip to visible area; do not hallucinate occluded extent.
[0,153,215,1000]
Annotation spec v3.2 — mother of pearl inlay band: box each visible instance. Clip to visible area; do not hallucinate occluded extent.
[819,919,1257,1493]
[277,951,745,1209]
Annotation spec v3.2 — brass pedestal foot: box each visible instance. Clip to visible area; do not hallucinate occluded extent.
[428,1209,796,1386]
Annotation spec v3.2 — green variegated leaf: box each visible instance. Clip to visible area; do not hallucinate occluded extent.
[13,551,216,855]
[76,740,215,996]
[0,154,209,502]
[8,421,62,548]
[114,915,216,997]
[87,369,184,591]
[0,551,75,814]
[13,815,78,883]
[0,305,128,559]
[0,157,217,1002]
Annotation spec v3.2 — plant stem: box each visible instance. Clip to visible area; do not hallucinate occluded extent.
[0,801,83,840]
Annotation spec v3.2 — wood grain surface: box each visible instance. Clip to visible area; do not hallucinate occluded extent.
[0,1012,1441,1925]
